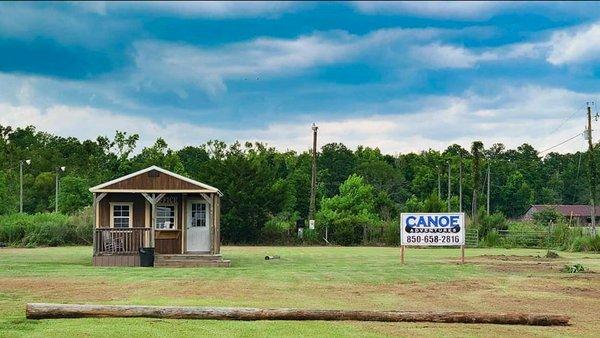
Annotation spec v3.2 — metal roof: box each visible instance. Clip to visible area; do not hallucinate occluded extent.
[524,204,600,218]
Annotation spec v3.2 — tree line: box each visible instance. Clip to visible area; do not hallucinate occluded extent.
[0,125,598,244]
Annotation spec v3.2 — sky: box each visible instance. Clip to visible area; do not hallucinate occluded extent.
[1,1,600,154]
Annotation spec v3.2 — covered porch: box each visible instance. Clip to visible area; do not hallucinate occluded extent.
[89,166,228,267]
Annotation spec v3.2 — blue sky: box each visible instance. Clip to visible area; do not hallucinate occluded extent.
[1,1,600,154]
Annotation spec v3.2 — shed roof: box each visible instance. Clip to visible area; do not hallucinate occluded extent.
[89,165,222,195]
[523,205,600,219]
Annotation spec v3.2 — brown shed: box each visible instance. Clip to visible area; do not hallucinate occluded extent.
[89,166,229,267]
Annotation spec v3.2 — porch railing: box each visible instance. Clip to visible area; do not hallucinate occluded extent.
[93,227,152,255]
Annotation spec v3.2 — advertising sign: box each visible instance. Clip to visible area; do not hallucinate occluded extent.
[400,213,465,246]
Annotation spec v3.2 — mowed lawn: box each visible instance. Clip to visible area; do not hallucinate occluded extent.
[0,246,599,337]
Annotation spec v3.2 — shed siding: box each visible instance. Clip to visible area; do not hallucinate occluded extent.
[103,169,201,190]
[98,193,146,228]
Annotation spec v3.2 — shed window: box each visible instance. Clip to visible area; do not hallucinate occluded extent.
[156,204,177,230]
[111,203,132,228]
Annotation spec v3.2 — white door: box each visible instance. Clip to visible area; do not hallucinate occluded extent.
[186,200,211,252]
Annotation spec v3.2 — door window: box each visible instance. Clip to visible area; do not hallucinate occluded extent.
[191,203,206,227]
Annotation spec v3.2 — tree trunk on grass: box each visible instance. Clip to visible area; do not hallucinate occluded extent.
[26,303,569,326]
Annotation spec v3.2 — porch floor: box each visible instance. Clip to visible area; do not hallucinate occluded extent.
[154,253,231,268]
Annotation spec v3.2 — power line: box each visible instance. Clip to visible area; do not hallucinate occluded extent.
[538,132,583,155]
[548,104,586,135]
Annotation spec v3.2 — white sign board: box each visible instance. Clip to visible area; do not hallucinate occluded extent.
[401,213,465,246]
[309,219,315,230]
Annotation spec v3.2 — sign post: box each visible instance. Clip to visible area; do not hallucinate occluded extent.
[400,245,405,264]
[400,213,466,264]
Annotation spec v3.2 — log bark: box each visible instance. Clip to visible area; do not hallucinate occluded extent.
[26,303,569,326]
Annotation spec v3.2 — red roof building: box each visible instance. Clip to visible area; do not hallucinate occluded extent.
[522,205,600,226]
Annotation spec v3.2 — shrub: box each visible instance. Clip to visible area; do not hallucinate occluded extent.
[261,212,297,245]
[532,207,565,227]
[0,211,93,247]
[562,263,585,273]
[481,229,502,247]
[476,212,508,237]
[504,222,545,248]
[68,207,94,244]
[570,235,600,252]
[382,221,400,246]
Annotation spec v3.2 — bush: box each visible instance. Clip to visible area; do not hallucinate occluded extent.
[481,229,502,247]
[570,235,600,252]
[476,212,508,237]
[0,210,93,247]
[382,221,400,246]
[68,207,94,244]
[562,263,586,273]
[504,222,545,248]
[532,207,565,227]
[261,212,297,245]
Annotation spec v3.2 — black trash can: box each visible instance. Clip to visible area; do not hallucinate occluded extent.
[139,247,155,267]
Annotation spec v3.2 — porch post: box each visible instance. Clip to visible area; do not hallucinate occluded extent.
[141,193,166,248]
[151,197,156,247]
[92,193,97,255]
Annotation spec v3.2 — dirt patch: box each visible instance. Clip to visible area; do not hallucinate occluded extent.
[467,254,569,273]
[478,254,556,262]
[0,277,131,302]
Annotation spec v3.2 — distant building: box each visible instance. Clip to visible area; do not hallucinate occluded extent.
[522,205,600,226]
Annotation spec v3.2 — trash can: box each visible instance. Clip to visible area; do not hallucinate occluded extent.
[139,247,155,267]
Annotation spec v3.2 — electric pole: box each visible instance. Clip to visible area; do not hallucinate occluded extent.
[587,104,597,234]
[55,166,65,213]
[308,123,318,225]
[486,162,491,216]
[19,159,30,213]
[447,161,451,211]
[459,154,463,213]
[437,165,441,199]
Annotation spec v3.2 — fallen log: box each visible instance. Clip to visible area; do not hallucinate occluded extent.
[26,303,570,326]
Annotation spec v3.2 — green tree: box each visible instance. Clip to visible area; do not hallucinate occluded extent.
[318,143,356,197]
[58,176,92,214]
[317,174,379,245]
[501,171,534,217]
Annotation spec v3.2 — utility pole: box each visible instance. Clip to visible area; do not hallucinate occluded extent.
[447,161,451,211]
[308,123,318,226]
[486,162,491,216]
[19,159,30,213]
[459,154,463,213]
[587,104,597,234]
[437,166,441,199]
[55,166,65,213]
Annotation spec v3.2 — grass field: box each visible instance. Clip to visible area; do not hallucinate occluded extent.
[0,246,599,337]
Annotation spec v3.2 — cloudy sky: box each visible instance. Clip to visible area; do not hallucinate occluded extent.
[1,1,600,154]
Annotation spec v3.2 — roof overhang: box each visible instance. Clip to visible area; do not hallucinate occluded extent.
[89,165,223,196]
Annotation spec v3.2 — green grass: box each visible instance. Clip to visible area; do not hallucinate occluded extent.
[0,246,599,337]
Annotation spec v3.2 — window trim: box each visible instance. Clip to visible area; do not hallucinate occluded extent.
[109,202,134,228]
[155,202,178,230]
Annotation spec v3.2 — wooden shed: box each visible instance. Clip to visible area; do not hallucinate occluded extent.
[89,166,229,267]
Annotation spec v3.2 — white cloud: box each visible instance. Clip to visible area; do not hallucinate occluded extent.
[106,1,302,18]
[0,85,592,155]
[133,27,522,96]
[352,1,517,20]
[547,22,600,65]
[132,29,432,96]
[0,3,134,47]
